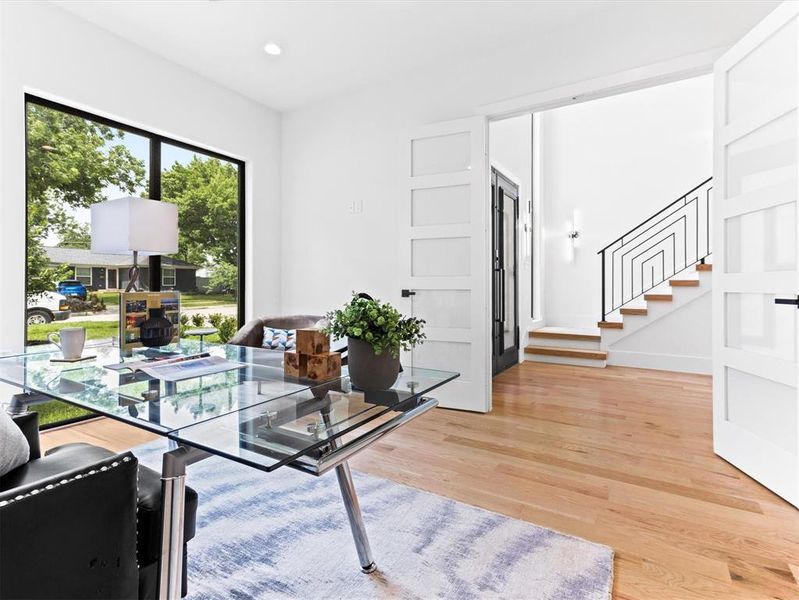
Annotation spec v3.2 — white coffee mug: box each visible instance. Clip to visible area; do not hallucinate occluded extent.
[48,327,86,360]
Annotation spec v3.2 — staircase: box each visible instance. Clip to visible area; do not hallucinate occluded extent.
[525,263,712,367]
[526,327,606,367]
[526,178,713,369]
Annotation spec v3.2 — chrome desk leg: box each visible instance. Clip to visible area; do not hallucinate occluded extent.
[159,473,186,600]
[158,445,209,600]
[335,460,376,573]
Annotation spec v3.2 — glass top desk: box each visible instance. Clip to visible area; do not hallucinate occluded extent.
[0,341,458,599]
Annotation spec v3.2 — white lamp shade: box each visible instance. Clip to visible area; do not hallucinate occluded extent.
[91,197,179,255]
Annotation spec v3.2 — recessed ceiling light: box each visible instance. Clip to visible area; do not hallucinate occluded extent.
[263,42,282,56]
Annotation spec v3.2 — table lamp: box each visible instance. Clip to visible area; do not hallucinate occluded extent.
[91,197,179,292]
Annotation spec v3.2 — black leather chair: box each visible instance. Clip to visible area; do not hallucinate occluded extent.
[0,412,198,600]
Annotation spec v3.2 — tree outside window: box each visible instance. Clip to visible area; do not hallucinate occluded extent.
[26,102,146,299]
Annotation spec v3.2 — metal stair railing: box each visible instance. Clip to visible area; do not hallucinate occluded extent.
[598,177,712,322]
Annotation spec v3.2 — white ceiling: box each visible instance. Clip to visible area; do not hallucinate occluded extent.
[54,0,777,112]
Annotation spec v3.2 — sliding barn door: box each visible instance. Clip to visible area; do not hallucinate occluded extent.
[401,117,491,412]
[713,1,799,507]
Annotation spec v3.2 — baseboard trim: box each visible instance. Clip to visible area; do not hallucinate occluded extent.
[607,350,711,374]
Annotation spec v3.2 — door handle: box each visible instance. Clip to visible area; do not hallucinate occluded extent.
[499,268,506,323]
[774,296,799,307]
[493,269,503,323]
[401,289,416,298]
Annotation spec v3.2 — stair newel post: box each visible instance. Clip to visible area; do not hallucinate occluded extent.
[600,248,606,322]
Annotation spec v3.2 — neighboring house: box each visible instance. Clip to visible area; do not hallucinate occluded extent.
[44,246,199,292]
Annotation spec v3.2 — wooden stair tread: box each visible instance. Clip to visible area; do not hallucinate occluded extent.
[620,307,648,316]
[695,263,712,271]
[669,279,700,287]
[524,345,607,360]
[597,321,623,329]
[530,329,600,342]
[645,293,673,301]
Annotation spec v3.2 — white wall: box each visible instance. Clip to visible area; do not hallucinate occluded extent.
[0,1,282,349]
[541,75,713,328]
[280,4,768,317]
[607,291,712,373]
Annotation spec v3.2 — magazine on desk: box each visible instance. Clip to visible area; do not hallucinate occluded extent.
[105,352,246,382]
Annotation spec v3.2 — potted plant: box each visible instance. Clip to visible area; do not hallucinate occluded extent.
[324,294,425,391]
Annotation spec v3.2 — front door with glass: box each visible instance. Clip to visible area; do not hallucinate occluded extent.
[492,168,519,375]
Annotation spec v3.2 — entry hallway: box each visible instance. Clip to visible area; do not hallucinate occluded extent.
[43,363,799,600]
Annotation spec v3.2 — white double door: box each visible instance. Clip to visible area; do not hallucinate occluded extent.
[713,1,799,507]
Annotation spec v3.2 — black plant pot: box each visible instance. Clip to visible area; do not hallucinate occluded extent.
[347,337,400,391]
[140,307,174,348]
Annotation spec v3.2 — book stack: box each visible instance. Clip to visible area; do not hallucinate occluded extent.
[283,329,342,381]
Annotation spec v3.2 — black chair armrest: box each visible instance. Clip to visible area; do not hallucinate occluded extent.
[0,452,140,600]
[11,411,41,460]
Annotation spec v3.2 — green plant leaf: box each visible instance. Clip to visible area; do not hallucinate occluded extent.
[323,293,426,357]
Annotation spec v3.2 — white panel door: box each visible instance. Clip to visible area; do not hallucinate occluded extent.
[401,116,490,412]
[713,1,799,507]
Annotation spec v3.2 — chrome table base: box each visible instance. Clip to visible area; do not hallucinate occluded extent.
[335,461,376,573]
[157,447,378,599]
[158,445,210,600]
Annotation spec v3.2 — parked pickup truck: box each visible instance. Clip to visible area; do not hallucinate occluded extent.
[27,292,71,325]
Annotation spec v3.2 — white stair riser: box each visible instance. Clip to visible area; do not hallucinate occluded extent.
[525,353,607,368]
[604,274,705,320]
[528,336,601,351]
[601,274,711,349]
[600,271,713,350]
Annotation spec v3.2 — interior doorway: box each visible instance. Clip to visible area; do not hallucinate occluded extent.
[492,167,519,375]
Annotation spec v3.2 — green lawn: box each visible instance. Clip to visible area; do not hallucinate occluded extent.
[35,400,94,427]
[27,320,119,342]
[180,293,236,309]
[96,291,119,307]
[93,291,234,310]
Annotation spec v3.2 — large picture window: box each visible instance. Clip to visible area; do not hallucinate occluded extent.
[24,95,245,427]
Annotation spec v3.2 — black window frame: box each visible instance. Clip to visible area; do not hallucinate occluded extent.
[24,94,247,332]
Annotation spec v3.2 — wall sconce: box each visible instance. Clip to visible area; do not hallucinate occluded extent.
[567,209,580,263]
[523,197,532,260]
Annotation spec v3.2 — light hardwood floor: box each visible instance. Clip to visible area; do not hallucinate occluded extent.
[42,362,799,600]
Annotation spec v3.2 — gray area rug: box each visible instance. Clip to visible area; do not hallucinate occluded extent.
[134,442,613,599]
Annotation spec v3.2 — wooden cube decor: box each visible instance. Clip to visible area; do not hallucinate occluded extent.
[283,351,308,378]
[296,328,330,355]
[284,329,341,381]
[307,352,342,381]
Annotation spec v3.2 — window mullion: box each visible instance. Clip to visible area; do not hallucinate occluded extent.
[149,137,162,291]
